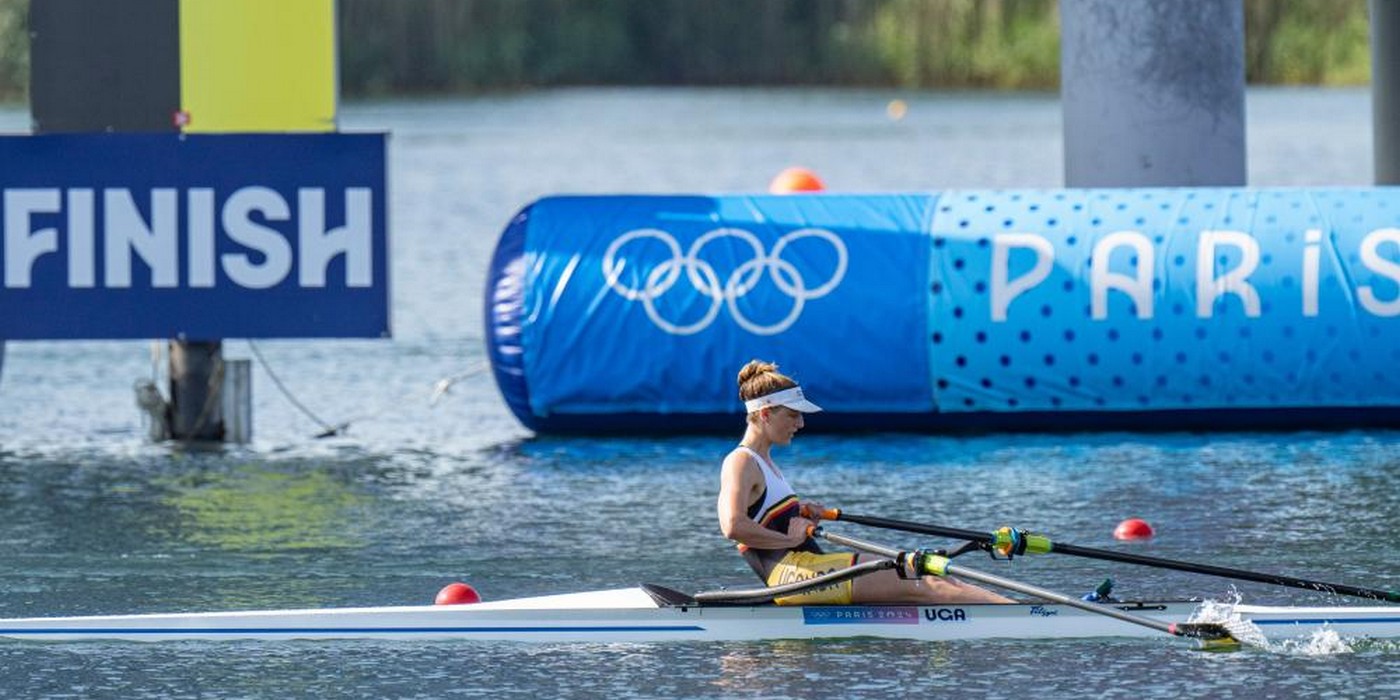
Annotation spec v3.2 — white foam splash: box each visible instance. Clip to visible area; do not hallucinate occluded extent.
[1189,597,1268,648]
[1277,627,1354,656]
[1188,596,1355,656]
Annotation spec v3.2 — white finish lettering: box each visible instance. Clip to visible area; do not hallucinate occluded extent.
[66,189,95,288]
[1090,230,1154,320]
[4,188,60,288]
[104,188,179,288]
[1196,230,1261,318]
[991,233,1054,322]
[221,186,293,289]
[2,185,379,291]
[187,188,216,288]
[298,187,373,287]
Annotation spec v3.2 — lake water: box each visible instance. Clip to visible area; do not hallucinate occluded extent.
[0,88,1395,698]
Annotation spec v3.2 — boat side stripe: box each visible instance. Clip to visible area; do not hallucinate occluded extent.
[0,625,708,636]
[1249,617,1399,626]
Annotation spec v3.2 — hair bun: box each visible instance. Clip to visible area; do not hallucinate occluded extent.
[737,359,778,386]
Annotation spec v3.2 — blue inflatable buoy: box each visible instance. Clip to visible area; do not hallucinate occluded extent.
[485,189,1400,433]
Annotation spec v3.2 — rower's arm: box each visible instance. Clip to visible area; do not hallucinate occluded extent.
[717,452,810,549]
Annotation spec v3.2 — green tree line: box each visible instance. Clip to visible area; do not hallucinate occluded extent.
[0,0,1374,102]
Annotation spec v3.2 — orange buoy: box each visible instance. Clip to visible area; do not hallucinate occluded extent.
[886,99,908,121]
[1113,518,1155,540]
[434,582,482,605]
[768,167,826,194]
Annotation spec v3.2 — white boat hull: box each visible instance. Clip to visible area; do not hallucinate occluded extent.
[0,587,1395,643]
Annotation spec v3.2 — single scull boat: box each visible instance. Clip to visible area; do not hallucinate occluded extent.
[0,584,1396,643]
[6,517,1394,646]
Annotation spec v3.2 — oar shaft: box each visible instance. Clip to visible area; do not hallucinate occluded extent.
[819,530,901,559]
[826,511,991,544]
[1048,541,1400,602]
[693,559,895,604]
[941,563,1176,635]
[824,510,1400,604]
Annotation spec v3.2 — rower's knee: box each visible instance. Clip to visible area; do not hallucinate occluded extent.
[919,575,962,591]
[919,576,1009,604]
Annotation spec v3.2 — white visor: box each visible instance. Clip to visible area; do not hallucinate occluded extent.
[744,386,822,414]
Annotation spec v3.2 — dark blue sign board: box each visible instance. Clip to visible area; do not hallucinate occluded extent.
[0,133,388,339]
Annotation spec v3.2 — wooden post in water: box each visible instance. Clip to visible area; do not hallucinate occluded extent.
[1373,0,1400,184]
[1060,0,1246,187]
[168,341,225,442]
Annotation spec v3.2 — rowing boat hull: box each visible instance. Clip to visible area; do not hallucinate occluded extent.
[0,588,1395,643]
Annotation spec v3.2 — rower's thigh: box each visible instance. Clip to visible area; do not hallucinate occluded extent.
[848,556,934,604]
[848,555,981,604]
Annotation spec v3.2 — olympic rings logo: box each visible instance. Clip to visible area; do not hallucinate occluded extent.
[602,227,848,335]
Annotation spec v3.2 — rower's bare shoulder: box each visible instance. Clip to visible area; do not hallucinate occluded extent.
[720,449,760,482]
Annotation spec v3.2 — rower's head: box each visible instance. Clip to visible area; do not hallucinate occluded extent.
[737,360,821,437]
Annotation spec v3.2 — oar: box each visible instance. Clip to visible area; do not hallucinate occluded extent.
[814,528,1240,646]
[811,509,1400,604]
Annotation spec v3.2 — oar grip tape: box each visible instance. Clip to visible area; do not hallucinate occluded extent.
[919,553,951,577]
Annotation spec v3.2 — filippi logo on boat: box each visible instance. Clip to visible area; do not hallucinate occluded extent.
[601,226,848,335]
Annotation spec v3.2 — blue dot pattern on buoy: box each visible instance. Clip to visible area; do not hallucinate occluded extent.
[928,188,1400,413]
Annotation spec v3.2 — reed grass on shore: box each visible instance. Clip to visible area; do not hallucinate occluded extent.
[0,0,1374,102]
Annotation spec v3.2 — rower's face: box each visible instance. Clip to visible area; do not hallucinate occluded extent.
[765,406,804,444]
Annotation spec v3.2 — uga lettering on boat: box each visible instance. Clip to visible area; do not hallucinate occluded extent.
[921,607,967,622]
[1029,605,1058,617]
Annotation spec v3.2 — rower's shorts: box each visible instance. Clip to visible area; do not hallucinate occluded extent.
[766,551,859,605]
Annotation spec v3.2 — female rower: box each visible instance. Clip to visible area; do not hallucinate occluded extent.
[716,359,1011,605]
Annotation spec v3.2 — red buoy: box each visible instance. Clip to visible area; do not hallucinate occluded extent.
[768,167,826,194]
[1113,518,1155,541]
[434,582,481,605]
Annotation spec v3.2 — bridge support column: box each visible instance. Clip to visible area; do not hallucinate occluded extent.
[1372,0,1400,183]
[1061,0,1246,187]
